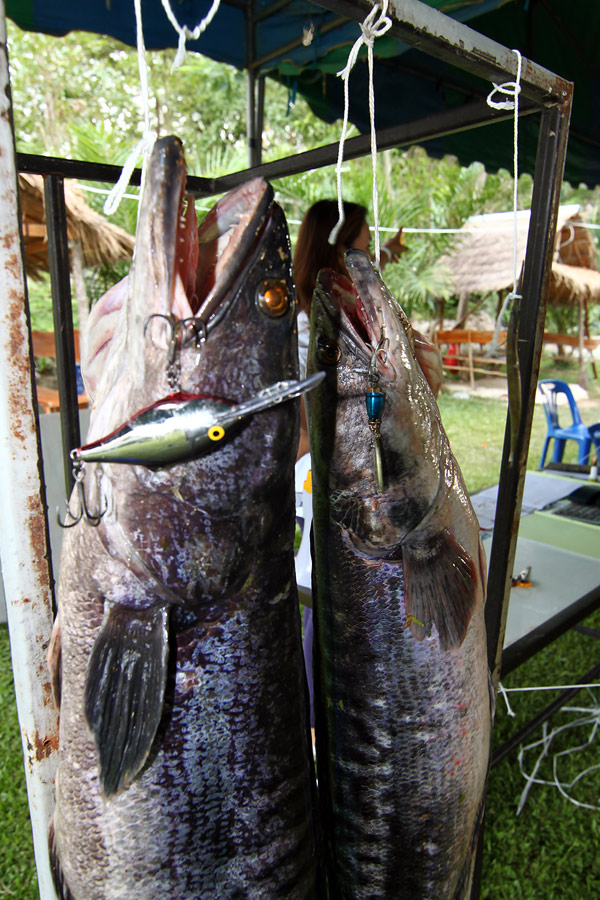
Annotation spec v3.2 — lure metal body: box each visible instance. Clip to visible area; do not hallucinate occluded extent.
[75,372,324,468]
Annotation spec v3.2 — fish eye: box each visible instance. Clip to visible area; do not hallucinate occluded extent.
[317,338,341,366]
[256,280,290,317]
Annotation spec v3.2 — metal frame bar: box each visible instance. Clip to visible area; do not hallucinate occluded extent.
[314,0,571,103]
[500,586,600,678]
[0,5,59,898]
[44,175,81,495]
[18,96,536,198]
[1,2,578,898]
[486,99,572,689]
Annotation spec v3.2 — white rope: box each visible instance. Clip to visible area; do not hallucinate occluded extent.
[502,683,600,692]
[328,0,392,269]
[104,0,156,217]
[516,693,600,814]
[485,49,523,356]
[160,0,222,72]
[497,681,516,717]
[104,0,222,217]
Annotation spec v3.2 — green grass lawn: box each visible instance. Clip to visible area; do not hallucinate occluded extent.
[0,628,39,899]
[1,355,599,898]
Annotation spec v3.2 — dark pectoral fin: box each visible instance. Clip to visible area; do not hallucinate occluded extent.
[403,528,478,651]
[84,603,169,796]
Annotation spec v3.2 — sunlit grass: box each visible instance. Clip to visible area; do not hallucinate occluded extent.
[482,608,600,899]
[0,627,38,900]
[438,356,600,494]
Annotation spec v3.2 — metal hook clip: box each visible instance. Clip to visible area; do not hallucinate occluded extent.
[368,323,388,387]
[144,313,182,389]
[366,321,387,493]
[184,317,208,349]
[57,453,107,528]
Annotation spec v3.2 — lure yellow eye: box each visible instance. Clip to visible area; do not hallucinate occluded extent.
[317,339,341,365]
[208,425,225,441]
[256,280,289,317]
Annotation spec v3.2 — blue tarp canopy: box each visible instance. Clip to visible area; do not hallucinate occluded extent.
[6,0,598,186]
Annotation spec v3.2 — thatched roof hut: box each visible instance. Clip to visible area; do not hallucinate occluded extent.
[442,205,600,307]
[441,205,600,385]
[19,174,135,279]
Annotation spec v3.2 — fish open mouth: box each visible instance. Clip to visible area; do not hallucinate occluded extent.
[315,266,381,360]
[164,155,274,331]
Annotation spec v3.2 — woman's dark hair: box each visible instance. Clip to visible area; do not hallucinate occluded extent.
[293,200,367,313]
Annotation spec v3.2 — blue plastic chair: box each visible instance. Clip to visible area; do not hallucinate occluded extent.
[538,379,598,468]
[590,423,600,463]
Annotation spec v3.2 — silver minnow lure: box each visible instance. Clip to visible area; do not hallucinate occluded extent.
[75,372,325,468]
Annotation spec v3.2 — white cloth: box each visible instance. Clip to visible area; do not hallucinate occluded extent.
[297,309,310,379]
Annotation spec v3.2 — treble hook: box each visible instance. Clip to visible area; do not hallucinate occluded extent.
[57,454,107,528]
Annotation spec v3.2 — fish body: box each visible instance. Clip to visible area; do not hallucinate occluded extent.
[49,137,320,899]
[306,250,491,899]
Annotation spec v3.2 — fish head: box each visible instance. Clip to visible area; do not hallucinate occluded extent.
[86,137,293,431]
[307,249,450,556]
[81,136,298,604]
[308,250,486,648]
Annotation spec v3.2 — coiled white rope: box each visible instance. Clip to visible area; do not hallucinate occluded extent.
[328,0,392,269]
[485,49,523,354]
[104,0,221,217]
[497,681,600,812]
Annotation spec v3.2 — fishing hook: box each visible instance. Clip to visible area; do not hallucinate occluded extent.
[57,453,107,528]
[144,314,209,389]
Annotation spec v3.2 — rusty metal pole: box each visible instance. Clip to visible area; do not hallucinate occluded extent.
[0,5,59,899]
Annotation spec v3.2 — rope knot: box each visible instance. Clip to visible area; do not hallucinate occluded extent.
[487,79,522,111]
[161,0,222,71]
[337,2,392,81]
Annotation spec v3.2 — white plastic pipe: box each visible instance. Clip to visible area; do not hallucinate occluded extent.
[0,4,59,898]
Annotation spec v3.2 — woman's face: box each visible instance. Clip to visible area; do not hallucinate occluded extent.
[350,220,371,254]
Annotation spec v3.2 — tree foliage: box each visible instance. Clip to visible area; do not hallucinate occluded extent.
[6,20,599,329]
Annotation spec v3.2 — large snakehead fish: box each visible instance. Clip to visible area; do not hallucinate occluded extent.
[48,136,321,899]
[306,249,491,900]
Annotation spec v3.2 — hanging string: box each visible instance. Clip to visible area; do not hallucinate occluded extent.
[485,48,523,355]
[104,0,157,217]
[160,0,222,72]
[328,0,392,269]
[104,0,222,217]
[502,683,600,693]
